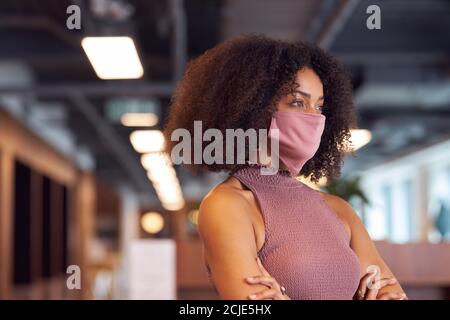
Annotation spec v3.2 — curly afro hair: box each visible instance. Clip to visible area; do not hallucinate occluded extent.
[163,35,357,182]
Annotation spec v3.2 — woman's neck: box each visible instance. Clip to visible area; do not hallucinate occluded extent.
[253,147,290,172]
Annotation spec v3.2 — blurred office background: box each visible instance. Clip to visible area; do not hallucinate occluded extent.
[0,0,450,300]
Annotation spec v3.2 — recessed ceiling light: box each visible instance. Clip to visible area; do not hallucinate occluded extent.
[81,36,144,80]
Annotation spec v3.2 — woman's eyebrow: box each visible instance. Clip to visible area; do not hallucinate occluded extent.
[293,90,324,101]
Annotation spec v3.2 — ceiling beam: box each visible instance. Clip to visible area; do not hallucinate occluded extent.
[0,15,80,47]
[317,0,361,50]
[336,52,449,66]
[70,95,152,195]
[304,0,338,42]
[170,0,187,81]
[0,82,175,97]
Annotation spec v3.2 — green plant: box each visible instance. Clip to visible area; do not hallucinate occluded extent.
[322,176,369,205]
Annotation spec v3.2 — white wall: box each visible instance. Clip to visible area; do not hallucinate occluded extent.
[356,139,450,243]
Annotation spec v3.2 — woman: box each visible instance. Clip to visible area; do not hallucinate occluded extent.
[164,35,407,300]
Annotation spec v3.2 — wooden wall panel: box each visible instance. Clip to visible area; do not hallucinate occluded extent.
[71,173,96,299]
[0,109,95,299]
[0,150,14,299]
[0,110,76,186]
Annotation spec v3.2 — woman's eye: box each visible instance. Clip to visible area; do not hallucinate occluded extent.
[316,105,324,113]
[291,100,304,108]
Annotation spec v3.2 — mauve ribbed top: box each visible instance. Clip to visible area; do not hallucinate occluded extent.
[206,165,361,300]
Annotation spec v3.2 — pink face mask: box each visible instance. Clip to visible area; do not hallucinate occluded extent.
[268,111,326,175]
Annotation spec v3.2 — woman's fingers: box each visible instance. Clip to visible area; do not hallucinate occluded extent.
[355,272,377,299]
[365,277,397,300]
[365,286,379,300]
[372,277,397,290]
[248,288,279,300]
[245,275,277,289]
[378,292,407,300]
[355,272,397,300]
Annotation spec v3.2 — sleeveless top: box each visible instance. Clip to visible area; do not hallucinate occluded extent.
[205,165,361,300]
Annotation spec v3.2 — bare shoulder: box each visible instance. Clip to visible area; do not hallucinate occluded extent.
[198,177,254,239]
[199,178,250,217]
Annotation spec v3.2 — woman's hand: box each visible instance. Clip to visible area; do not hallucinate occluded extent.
[354,270,408,300]
[244,257,408,300]
[245,257,291,300]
